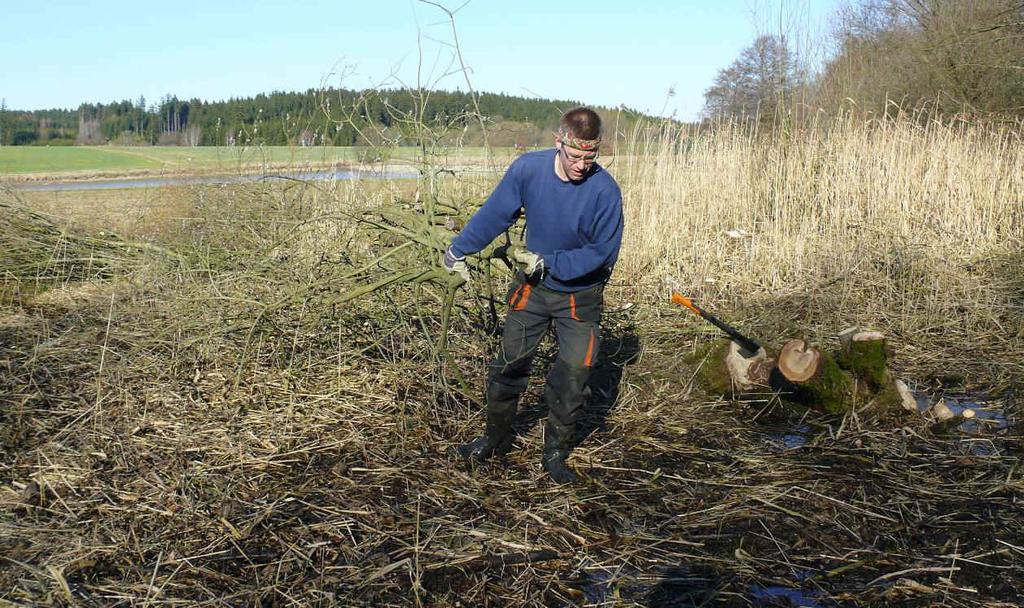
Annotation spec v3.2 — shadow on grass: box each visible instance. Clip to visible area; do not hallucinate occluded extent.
[554,562,723,607]
[643,565,722,608]
[578,322,642,444]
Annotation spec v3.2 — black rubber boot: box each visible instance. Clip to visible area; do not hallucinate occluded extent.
[458,409,515,463]
[457,433,513,462]
[542,449,578,484]
[542,422,578,484]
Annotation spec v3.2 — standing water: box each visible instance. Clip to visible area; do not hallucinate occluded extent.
[11,168,422,192]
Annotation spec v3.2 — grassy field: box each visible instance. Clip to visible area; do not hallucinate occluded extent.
[1,116,1022,606]
[0,145,495,178]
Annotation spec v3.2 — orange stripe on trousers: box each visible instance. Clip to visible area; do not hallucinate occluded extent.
[583,328,595,367]
[508,285,522,307]
[512,284,532,311]
[569,294,580,321]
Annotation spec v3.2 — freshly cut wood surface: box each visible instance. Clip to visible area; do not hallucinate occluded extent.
[778,339,821,382]
[724,341,773,392]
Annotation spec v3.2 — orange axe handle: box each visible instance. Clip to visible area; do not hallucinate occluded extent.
[671,293,701,315]
[671,292,761,356]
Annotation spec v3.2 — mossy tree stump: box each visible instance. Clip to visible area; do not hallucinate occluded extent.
[691,340,775,397]
[724,342,775,393]
[694,328,908,416]
[836,327,890,391]
[777,339,856,414]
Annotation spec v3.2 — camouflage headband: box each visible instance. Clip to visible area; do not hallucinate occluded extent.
[557,129,601,152]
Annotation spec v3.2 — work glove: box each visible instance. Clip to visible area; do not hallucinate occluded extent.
[442,246,471,282]
[510,247,544,279]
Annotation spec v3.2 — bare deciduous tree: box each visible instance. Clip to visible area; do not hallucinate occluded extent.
[76,110,103,145]
[0,98,7,146]
[703,35,804,121]
[183,123,202,147]
[818,0,1024,115]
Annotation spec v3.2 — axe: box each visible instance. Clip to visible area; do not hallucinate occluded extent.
[671,292,761,357]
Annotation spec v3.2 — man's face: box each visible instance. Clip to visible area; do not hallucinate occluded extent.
[557,139,599,181]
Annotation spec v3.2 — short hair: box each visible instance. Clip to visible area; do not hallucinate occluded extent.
[559,107,602,141]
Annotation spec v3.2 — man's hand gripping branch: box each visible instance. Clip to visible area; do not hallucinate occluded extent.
[442,246,471,282]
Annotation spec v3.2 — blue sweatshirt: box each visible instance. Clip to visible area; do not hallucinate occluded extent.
[450,149,624,292]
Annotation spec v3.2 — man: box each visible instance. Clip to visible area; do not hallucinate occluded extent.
[443,107,624,484]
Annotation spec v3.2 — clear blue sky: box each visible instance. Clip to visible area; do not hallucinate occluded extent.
[0,0,841,121]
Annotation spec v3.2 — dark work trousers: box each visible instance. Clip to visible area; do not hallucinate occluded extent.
[486,277,603,453]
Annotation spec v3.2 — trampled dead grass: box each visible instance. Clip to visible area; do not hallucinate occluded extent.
[1,115,1022,606]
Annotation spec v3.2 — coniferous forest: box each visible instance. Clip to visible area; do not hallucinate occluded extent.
[0,89,645,148]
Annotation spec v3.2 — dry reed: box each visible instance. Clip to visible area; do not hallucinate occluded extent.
[618,114,1024,388]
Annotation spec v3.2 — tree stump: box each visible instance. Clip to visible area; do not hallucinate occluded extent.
[836,327,890,390]
[690,340,774,397]
[724,341,775,393]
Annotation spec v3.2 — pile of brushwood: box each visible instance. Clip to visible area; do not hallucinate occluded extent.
[1,180,1022,607]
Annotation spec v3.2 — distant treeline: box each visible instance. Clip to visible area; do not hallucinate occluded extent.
[0,89,646,148]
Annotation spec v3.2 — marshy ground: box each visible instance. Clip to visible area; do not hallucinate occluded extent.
[2,117,1022,606]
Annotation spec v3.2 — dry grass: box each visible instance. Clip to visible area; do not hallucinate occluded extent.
[1,114,1022,607]
[12,187,198,238]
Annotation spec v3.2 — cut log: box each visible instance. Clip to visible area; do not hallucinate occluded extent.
[690,330,908,418]
[724,341,774,393]
[838,326,886,352]
[894,379,919,413]
[777,339,856,414]
[928,398,981,434]
[931,398,956,421]
[929,398,976,422]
